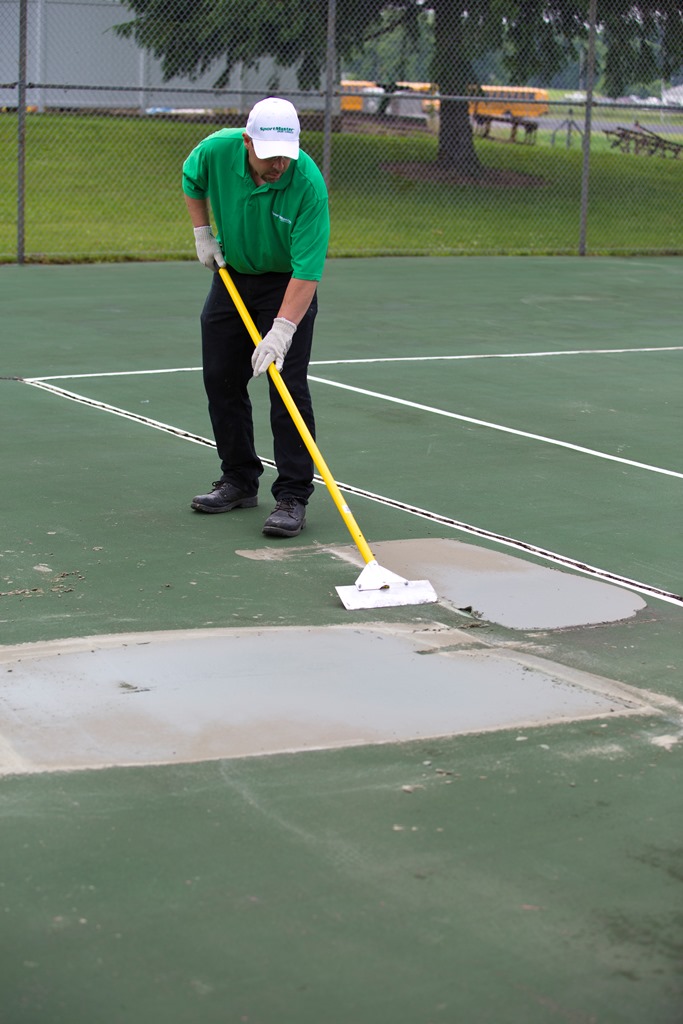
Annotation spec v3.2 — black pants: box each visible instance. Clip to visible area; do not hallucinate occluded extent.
[200,267,317,503]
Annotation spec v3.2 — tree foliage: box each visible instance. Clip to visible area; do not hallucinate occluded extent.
[116,0,683,175]
[502,0,683,97]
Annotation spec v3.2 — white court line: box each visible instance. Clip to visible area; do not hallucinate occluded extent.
[26,367,201,382]
[310,345,683,366]
[26,351,683,477]
[21,379,683,608]
[308,375,683,480]
[25,344,683,382]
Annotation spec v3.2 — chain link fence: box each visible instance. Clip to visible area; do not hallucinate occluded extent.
[1,0,682,264]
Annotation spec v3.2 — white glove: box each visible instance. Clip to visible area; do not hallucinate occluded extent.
[252,318,297,377]
[193,225,225,269]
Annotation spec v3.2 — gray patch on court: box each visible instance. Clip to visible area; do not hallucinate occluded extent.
[323,538,647,629]
[0,622,655,775]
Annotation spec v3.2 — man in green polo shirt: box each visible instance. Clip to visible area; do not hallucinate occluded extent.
[182,96,330,537]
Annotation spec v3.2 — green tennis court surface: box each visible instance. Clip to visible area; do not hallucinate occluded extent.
[1,257,682,1023]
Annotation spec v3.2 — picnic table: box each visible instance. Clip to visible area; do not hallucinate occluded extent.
[473,113,538,145]
[603,122,683,158]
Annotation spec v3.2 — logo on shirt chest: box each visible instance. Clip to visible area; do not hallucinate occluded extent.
[272,211,292,225]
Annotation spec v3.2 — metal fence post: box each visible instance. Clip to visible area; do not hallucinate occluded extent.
[322,0,336,189]
[17,0,28,264]
[579,0,598,256]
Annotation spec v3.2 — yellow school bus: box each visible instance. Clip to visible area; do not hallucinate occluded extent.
[468,85,549,119]
[394,81,440,114]
[398,82,549,118]
[340,80,437,112]
[340,80,383,111]
[341,80,549,119]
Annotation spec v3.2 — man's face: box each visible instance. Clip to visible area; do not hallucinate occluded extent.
[243,135,291,183]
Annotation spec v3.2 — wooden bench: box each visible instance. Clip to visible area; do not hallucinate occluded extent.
[603,123,683,158]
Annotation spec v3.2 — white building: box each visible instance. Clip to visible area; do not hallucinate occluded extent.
[0,0,327,113]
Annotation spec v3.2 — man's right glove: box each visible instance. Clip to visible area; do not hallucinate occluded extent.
[193,225,225,269]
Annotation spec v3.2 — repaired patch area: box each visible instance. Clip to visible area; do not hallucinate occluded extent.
[326,539,647,629]
[0,623,651,774]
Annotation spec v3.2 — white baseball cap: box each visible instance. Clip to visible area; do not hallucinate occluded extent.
[245,97,300,160]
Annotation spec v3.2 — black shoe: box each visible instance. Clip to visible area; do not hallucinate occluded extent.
[262,496,306,537]
[191,480,258,514]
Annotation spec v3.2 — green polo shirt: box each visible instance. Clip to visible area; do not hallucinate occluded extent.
[182,127,330,281]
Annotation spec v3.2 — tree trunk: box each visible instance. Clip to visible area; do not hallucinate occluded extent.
[432,0,482,177]
[437,97,481,175]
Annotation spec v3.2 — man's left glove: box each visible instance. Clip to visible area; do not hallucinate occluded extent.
[252,318,297,377]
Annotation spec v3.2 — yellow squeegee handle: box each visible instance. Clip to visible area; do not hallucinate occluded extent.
[217,265,375,566]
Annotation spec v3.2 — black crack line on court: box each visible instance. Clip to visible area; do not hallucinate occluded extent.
[23,379,220,447]
[334,484,683,608]
[22,379,683,610]
[22,378,281,464]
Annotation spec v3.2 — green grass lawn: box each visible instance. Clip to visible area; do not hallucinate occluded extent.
[1,111,681,262]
